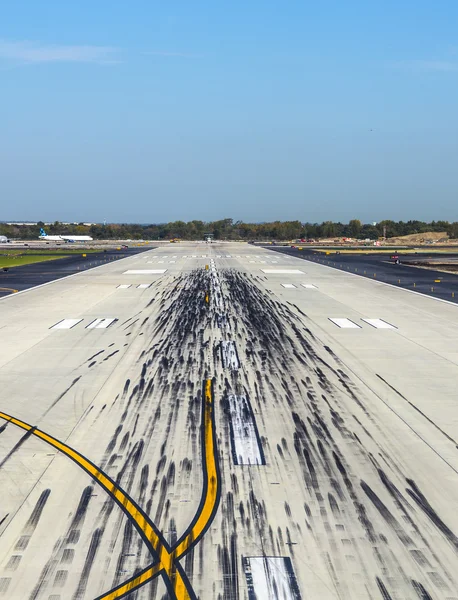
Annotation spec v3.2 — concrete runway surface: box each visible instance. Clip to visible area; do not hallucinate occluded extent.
[0,243,457,600]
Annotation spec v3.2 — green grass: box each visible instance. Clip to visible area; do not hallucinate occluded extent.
[0,255,69,268]
[0,248,102,268]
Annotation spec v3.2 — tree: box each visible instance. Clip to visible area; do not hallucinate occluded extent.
[321,221,337,238]
[348,219,362,238]
[447,222,458,239]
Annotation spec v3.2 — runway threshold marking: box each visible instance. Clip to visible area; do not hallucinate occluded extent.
[0,378,220,600]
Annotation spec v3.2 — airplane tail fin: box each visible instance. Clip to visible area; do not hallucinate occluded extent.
[40,228,47,237]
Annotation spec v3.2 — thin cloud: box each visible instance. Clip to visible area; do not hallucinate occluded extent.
[143,51,204,58]
[0,40,120,65]
[394,59,458,72]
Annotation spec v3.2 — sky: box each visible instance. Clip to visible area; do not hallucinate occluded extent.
[1,1,458,224]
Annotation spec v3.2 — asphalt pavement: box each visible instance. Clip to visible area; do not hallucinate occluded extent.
[0,247,153,297]
[266,245,458,304]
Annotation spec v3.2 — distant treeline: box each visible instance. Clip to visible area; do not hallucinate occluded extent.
[1,219,458,241]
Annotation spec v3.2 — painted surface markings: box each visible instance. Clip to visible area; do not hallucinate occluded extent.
[362,318,397,329]
[243,556,301,600]
[50,319,83,330]
[227,394,265,465]
[329,318,361,329]
[0,378,220,600]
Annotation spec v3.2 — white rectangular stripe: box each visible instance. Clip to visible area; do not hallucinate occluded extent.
[117,284,131,289]
[362,318,396,329]
[244,557,300,600]
[281,284,296,289]
[262,269,305,274]
[329,318,360,329]
[86,318,117,329]
[221,341,240,369]
[228,395,264,465]
[137,284,151,289]
[123,269,167,274]
[51,319,83,330]
[301,284,317,289]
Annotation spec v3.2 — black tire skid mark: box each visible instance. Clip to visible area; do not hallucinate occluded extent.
[216,269,458,598]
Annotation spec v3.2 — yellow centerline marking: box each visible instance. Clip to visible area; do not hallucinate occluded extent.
[0,377,219,600]
[175,379,217,556]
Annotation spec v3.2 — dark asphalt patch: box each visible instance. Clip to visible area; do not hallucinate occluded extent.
[266,246,458,304]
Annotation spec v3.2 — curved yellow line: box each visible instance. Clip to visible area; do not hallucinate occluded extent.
[0,378,219,600]
[175,379,218,557]
[0,412,190,599]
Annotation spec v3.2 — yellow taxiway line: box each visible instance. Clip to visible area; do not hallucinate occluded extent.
[0,377,219,600]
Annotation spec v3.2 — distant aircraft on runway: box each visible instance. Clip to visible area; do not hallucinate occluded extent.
[39,228,93,242]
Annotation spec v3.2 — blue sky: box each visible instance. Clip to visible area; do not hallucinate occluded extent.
[1,1,458,223]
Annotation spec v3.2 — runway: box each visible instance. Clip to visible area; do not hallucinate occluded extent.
[0,243,457,599]
[0,247,152,297]
[267,245,458,304]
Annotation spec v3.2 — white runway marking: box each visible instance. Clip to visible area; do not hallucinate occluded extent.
[86,318,117,329]
[221,340,240,369]
[117,284,131,289]
[51,319,83,330]
[123,269,167,274]
[228,395,264,465]
[301,283,318,289]
[362,318,397,329]
[261,269,305,274]
[169,260,176,263]
[281,284,297,289]
[329,318,361,329]
[244,557,299,600]
[137,284,151,289]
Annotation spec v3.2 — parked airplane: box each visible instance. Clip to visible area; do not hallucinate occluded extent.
[39,228,93,242]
